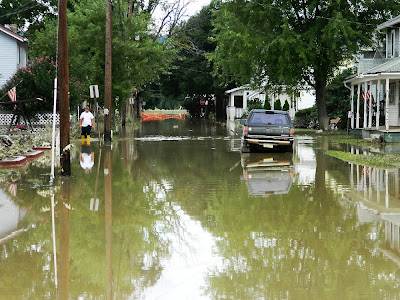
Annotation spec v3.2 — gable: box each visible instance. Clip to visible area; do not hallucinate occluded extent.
[0,26,27,43]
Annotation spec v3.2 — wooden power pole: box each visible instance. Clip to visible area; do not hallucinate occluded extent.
[58,0,71,175]
[104,0,113,141]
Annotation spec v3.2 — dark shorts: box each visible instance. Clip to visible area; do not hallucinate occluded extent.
[81,125,92,137]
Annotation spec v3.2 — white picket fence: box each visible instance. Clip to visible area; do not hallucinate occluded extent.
[0,112,62,127]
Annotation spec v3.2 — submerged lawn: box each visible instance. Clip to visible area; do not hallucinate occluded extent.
[326,150,400,168]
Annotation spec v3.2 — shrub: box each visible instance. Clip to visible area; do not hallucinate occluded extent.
[0,56,87,114]
[263,100,271,110]
[274,100,282,110]
[294,107,318,128]
[247,99,263,111]
[282,100,290,111]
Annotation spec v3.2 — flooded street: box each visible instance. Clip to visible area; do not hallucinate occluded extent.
[1,119,400,299]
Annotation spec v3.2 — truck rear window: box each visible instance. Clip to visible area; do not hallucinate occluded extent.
[249,112,289,125]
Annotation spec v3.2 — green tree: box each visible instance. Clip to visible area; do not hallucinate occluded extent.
[29,0,176,110]
[146,3,234,116]
[295,69,353,128]
[210,0,400,130]
[325,69,354,128]
[0,0,57,34]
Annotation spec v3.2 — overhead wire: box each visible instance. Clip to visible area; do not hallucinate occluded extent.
[0,2,40,19]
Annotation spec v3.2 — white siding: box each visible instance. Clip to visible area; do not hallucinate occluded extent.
[389,105,398,126]
[0,33,18,88]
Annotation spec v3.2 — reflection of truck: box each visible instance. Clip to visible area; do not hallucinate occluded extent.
[240,109,294,152]
[241,153,294,196]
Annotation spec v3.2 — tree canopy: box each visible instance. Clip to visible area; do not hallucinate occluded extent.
[0,0,57,33]
[27,0,176,110]
[210,0,400,129]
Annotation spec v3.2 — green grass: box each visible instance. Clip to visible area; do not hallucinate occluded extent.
[327,135,373,146]
[326,150,400,168]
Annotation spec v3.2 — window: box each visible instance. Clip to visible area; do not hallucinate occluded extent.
[249,112,289,125]
[389,83,395,104]
[391,29,395,57]
[234,96,243,108]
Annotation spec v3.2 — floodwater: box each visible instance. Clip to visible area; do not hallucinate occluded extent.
[1,119,400,299]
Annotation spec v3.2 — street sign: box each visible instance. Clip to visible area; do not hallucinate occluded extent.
[89,85,99,98]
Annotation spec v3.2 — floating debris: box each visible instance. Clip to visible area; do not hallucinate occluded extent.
[135,136,191,142]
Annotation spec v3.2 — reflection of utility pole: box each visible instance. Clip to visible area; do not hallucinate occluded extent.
[58,0,71,175]
[105,146,113,299]
[59,179,71,300]
[91,148,102,211]
[104,0,113,141]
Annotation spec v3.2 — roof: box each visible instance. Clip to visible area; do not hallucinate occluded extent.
[0,25,27,43]
[225,85,251,94]
[363,57,400,74]
[377,14,400,31]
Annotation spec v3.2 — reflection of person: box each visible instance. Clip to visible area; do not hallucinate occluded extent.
[80,145,94,174]
[80,106,95,143]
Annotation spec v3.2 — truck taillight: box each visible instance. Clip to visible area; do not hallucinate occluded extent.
[244,126,248,134]
[290,128,294,136]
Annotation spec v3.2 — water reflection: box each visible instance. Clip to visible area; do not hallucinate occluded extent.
[80,144,94,174]
[240,152,294,196]
[3,122,400,298]
[345,145,400,264]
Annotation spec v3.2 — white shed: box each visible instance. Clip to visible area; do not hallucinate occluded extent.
[225,84,315,120]
[0,25,28,88]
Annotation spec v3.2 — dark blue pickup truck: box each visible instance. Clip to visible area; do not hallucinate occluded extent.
[240,109,294,152]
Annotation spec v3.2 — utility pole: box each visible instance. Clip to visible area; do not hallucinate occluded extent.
[58,0,71,175]
[104,0,113,141]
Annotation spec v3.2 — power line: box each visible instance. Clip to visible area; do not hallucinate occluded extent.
[0,2,40,19]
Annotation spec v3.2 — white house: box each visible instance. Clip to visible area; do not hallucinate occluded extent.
[225,84,315,120]
[0,25,28,88]
[345,14,400,138]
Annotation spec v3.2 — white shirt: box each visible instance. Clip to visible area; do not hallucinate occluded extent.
[80,111,94,127]
[80,152,94,170]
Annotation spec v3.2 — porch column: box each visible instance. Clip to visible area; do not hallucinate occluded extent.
[363,82,367,128]
[368,81,372,128]
[376,79,381,130]
[243,91,248,111]
[351,84,355,129]
[230,94,234,107]
[386,78,390,131]
[356,83,361,128]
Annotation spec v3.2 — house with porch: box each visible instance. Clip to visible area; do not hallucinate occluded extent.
[225,84,315,120]
[345,14,400,142]
[0,25,28,88]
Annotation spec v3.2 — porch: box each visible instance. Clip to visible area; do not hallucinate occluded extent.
[349,126,400,143]
[345,60,400,137]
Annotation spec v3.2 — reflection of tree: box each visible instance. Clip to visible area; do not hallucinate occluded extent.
[0,142,173,298]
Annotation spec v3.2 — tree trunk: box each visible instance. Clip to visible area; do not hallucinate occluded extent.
[315,78,329,131]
